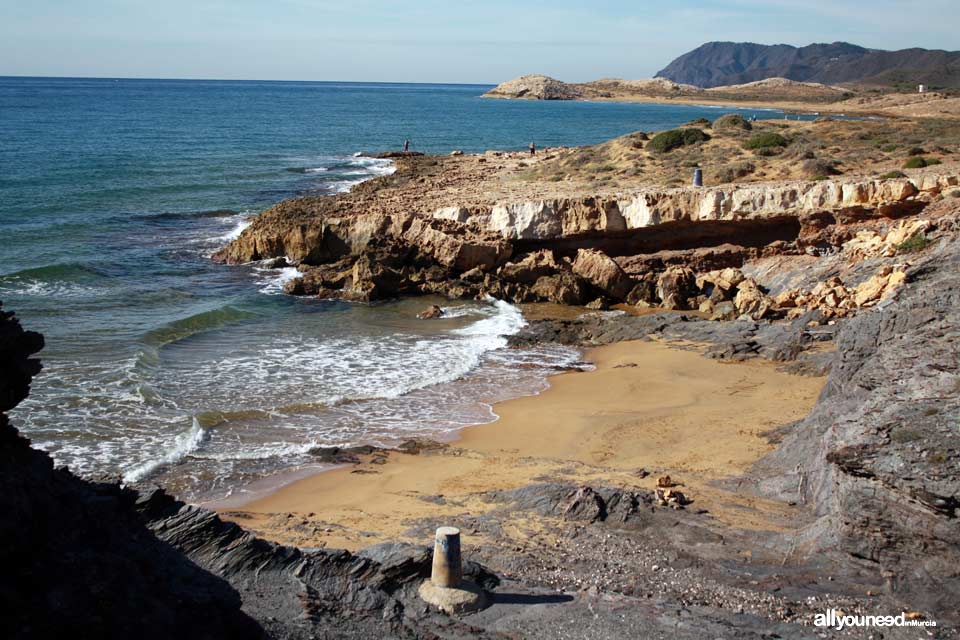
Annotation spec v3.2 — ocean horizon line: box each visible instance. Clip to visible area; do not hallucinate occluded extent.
[0,74,499,87]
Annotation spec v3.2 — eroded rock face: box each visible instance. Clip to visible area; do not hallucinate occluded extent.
[403,217,512,272]
[437,174,958,241]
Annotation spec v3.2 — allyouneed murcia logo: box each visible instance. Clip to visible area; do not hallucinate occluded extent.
[814,609,936,630]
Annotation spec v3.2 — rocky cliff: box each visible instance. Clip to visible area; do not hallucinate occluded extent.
[215,166,958,314]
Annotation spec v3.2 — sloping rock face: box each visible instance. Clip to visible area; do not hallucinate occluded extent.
[754,239,960,614]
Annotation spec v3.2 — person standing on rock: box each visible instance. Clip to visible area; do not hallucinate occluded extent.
[404,139,410,152]
[529,141,536,156]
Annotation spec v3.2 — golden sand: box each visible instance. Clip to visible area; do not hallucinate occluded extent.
[219,339,824,550]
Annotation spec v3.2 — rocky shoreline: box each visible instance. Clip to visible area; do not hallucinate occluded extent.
[4,246,958,636]
[4,119,959,637]
[481,73,960,119]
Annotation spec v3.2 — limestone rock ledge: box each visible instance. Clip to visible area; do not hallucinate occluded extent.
[433,174,957,240]
[218,173,957,269]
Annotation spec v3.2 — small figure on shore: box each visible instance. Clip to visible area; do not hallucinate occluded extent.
[404,139,410,152]
[529,141,536,156]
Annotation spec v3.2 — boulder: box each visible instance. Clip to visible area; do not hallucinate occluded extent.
[733,278,775,320]
[499,250,564,285]
[265,256,290,269]
[656,266,697,310]
[774,289,801,308]
[710,300,737,320]
[585,298,609,311]
[697,267,745,303]
[854,266,906,307]
[626,281,656,305]
[346,253,409,301]
[572,249,634,300]
[531,273,591,306]
[403,218,512,273]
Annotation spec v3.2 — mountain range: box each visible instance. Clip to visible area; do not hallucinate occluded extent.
[655,42,960,88]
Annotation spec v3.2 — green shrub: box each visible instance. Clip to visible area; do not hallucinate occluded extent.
[801,158,841,178]
[896,232,930,253]
[753,147,781,157]
[683,118,712,128]
[880,170,907,179]
[903,156,942,169]
[646,128,710,153]
[744,132,789,150]
[710,162,755,183]
[713,113,753,131]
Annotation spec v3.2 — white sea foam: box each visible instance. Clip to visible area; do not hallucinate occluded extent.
[438,304,478,318]
[347,157,396,176]
[123,417,207,483]
[255,265,300,295]
[19,298,581,497]
[220,218,252,242]
[0,280,106,299]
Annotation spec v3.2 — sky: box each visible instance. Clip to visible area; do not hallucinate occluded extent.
[1,0,957,83]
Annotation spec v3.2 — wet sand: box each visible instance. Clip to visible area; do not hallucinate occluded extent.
[219,339,824,550]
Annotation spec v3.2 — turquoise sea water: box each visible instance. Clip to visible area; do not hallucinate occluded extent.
[0,77,798,501]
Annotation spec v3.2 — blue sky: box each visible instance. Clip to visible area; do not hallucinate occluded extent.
[1,0,956,82]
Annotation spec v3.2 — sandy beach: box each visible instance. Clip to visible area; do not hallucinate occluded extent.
[221,338,825,551]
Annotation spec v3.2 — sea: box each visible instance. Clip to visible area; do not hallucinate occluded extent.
[0,77,805,503]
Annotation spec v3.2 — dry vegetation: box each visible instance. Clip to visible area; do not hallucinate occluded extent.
[580,77,855,105]
[515,116,960,190]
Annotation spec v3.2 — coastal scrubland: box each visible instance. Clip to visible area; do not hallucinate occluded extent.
[516,116,960,189]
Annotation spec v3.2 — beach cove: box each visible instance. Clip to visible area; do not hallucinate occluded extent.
[222,337,825,551]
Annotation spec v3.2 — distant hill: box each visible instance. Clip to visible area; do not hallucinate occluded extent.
[655,42,960,89]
